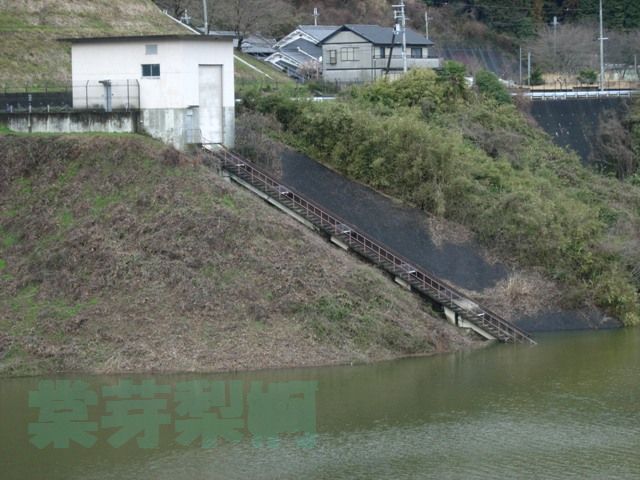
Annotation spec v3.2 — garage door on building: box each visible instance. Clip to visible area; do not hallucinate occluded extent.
[198,65,223,145]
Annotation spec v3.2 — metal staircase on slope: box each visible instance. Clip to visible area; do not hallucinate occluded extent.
[209,147,536,345]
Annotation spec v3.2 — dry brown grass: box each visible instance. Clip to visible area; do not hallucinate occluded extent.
[0,133,476,377]
[424,214,473,248]
[464,270,566,321]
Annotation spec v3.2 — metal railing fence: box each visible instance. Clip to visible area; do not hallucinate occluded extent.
[1,80,140,113]
[213,147,536,345]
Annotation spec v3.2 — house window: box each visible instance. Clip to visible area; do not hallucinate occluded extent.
[145,44,158,55]
[141,64,160,78]
[340,47,358,62]
[329,50,337,65]
[379,47,386,59]
[410,47,423,59]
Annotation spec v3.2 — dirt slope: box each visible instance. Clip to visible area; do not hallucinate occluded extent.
[0,134,475,376]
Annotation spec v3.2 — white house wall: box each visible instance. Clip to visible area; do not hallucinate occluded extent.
[322,30,439,84]
[71,38,235,149]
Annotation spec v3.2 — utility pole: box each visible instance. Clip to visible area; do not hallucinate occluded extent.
[202,0,208,34]
[313,7,319,26]
[424,8,430,59]
[393,1,408,73]
[552,16,558,60]
[599,0,607,91]
[425,8,429,39]
[528,51,532,87]
[519,46,523,86]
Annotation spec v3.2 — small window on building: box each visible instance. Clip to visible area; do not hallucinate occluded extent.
[329,50,337,65]
[340,47,358,62]
[145,44,158,55]
[410,47,423,59]
[379,47,386,59]
[142,64,160,78]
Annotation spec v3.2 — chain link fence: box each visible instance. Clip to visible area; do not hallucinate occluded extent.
[1,80,140,113]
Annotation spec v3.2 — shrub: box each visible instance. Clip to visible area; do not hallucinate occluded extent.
[474,70,512,104]
[577,69,598,85]
[530,67,544,85]
[240,74,640,324]
[437,61,468,99]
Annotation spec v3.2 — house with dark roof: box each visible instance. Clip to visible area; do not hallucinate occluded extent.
[240,34,276,59]
[265,25,338,80]
[265,38,322,80]
[274,25,340,50]
[321,24,440,84]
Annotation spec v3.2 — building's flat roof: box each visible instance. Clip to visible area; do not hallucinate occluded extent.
[60,34,235,44]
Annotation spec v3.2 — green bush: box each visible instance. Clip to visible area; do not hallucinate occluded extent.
[474,70,512,104]
[437,61,468,99]
[577,69,598,85]
[530,67,544,86]
[244,73,640,324]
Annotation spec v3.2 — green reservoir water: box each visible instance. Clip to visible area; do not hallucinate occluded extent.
[1,329,639,479]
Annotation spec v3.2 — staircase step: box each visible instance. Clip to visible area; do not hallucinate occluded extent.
[216,153,535,345]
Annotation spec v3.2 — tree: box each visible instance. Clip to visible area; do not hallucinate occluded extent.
[437,61,468,99]
[591,109,638,179]
[474,70,512,104]
[153,0,189,19]
[577,69,597,85]
[458,0,537,38]
[575,0,640,29]
[530,66,544,85]
[607,30,640,81]
[215,0,295,48]
[529,23,599,75]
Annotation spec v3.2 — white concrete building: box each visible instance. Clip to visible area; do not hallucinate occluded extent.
[68,34,235,149]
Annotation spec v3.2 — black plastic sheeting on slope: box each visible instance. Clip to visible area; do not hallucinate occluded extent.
[529,97,629,164]
[280,149,507,292]
[436,47,517,79]
[278,149,620,332]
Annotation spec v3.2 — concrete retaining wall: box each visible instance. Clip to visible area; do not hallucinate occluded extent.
[1,107,234,151]
[1,111,138,134]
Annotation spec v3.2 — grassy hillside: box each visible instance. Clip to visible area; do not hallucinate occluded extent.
[0,134,474,377]
[0,0,187,86]
[0,1,296,92]
[242,68,640,325]
[234,51,294,88]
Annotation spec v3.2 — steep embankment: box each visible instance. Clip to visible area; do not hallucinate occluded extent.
[528,97,627,165]
[0,0,187,85]
[0,134,474,377]
[242,69,640,326]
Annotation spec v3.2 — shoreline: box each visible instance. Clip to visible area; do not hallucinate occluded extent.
[0,339,487,380]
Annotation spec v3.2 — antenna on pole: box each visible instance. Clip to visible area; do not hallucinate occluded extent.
[180,9,192,26]
[392,0,407,74]
[313,7,319,26]
[598,0,607,91]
